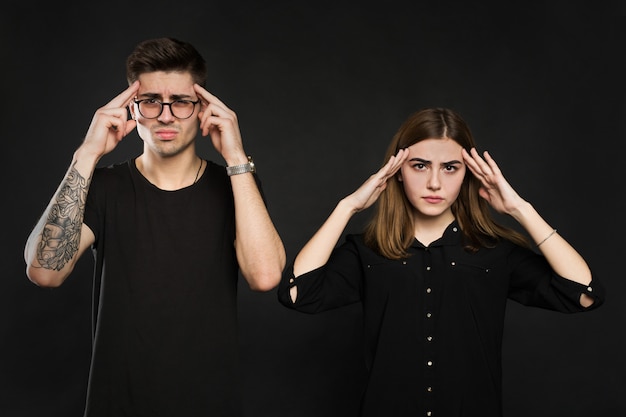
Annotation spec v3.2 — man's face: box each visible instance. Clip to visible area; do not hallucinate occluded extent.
[130,71,200,157]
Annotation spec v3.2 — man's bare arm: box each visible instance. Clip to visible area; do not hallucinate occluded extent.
[25,160,95,287]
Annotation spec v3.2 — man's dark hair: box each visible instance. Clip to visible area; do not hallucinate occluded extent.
[126,37,207,87]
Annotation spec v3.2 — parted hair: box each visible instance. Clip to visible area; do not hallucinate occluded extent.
[363,107,530,259]
[126,37,207,87]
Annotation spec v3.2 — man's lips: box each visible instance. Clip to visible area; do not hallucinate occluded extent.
[155,130,179,140]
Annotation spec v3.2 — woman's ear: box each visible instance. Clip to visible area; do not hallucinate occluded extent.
[397,173,403,182]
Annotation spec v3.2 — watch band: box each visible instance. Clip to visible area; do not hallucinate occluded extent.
[226,156,256,176]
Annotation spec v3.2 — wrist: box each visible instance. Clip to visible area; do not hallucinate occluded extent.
[223,148,248,167]
[73,147,100,172]
[226,156,255,176]
[508,200,534,223]
[337,198,360,216]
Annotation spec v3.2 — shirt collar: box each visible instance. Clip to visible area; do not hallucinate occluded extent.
[411,220,462,248]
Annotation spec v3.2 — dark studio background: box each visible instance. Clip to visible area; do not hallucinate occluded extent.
[2,2,625,417]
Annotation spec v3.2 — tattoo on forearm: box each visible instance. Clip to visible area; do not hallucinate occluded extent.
[37,165,89,271]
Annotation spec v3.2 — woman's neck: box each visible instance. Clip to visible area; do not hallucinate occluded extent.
[412,211,455,246]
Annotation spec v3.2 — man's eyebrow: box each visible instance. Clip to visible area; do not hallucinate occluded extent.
[137,92,161,99]
[136,93,194,100]
[169,93,195,100]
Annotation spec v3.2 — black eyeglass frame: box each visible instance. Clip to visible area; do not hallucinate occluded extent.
[133,98,201,119]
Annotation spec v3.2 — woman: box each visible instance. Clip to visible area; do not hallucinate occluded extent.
[277,107,604,417]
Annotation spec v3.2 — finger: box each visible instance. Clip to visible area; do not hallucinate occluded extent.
[194,84,234,121]
[197,106,220,136]
[197,100,236,137]
[102,109,136,141]
[462,148,492,184]
[123,119,137,137]
[198,112,231,138]
[466,148,496,180]
[373,149,409,187]
[201,101,235,123]
[482,150,503,176]
[197,109,211,136]
[379,150,404,177]
[194,84,228,108]
[461,147,473,163]
[468,147,488,170]
[105,81,140,109]
[110,115,130,141]
[462,148,481,173]
[387,148,409,175]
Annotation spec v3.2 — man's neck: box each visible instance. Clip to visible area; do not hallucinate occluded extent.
[135,152,202,191]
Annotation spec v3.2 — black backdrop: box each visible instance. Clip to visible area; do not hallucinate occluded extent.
[2,2,625,417]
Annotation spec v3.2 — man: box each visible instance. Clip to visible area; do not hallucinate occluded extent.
[24,37,286,417]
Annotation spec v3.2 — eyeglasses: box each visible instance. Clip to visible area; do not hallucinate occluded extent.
[134,98,200,119]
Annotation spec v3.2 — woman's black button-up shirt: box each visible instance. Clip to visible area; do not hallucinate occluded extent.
[277,221,605,417]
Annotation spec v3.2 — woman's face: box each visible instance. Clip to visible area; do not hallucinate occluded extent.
[399,137,466,221]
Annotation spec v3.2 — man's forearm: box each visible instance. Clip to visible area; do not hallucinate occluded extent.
[36,163,89,270]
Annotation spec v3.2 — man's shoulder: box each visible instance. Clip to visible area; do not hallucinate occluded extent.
[96,159,132,173]
[204,160,228,177]
[91,159,133,187]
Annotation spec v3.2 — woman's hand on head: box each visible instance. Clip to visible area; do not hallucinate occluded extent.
[344,148,409,213]
[462,147,526,215]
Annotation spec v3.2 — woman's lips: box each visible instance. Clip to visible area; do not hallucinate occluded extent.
[423,196,443,204]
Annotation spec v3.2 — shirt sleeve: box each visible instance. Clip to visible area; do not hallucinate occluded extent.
[507,245,605,312]
[277,234,365,314]
[83,167,105,245]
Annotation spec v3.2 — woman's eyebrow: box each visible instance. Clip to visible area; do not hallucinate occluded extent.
[409,157,431,164]
[408,158,463,165]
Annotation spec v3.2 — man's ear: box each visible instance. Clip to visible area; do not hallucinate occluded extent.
[128,104,137,120]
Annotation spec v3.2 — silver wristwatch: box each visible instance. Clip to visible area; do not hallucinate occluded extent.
[226,156,256,176]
